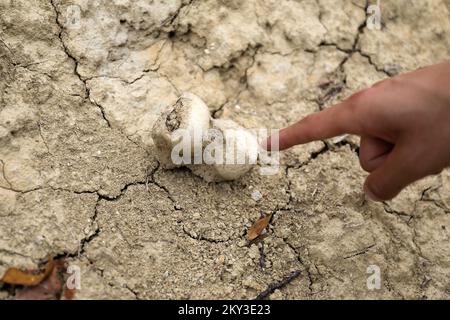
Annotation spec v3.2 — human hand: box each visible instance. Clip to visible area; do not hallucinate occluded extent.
[265,59,450,201]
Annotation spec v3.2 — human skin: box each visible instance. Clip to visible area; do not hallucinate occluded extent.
[265,59,450,201]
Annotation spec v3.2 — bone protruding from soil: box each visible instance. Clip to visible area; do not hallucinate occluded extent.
[152,93,259,182]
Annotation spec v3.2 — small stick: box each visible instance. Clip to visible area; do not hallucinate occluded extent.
[258,242,266,270]
[255,270,301,300]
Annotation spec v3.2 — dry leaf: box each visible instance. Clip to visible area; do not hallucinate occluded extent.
[63,287,76,300]
[247,213,273,241]
[15,265,62,300]
[1,258,54,286]
[5,258,76,300]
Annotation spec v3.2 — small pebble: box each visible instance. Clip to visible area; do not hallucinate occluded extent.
[251,190,263,202]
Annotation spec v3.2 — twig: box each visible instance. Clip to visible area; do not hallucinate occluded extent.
[255,270,301,300]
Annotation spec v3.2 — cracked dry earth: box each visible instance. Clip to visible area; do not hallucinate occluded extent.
[0,0,449,299]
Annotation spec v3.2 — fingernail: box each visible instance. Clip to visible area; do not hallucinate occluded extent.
[363,184,382,202]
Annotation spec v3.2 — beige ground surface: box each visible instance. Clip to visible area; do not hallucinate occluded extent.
[0,0,449,299]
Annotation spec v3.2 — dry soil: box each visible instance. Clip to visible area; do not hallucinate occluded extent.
[0,0,449,299]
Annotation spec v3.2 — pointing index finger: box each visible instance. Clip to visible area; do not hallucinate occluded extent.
[266,100,363,151]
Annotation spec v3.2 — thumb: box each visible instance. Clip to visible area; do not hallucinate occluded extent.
[363,145,421,201]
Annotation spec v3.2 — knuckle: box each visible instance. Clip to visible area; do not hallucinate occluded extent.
[345,87,375,114]
[348,87,374,103]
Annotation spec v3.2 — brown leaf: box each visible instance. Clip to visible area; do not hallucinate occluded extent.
[247,213,273,241]
[14,258,76,300]
[15,265,62,300]
[1,258,54,286]
[63,287,76,300]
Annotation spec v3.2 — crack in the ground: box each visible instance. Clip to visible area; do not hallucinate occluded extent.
[312,0,391,112]
[181,225,229,244]
[124,284,141,300]
[2,165,181,277]
[0,159,13,191]
[236,45,262,99]
[211,44,262,118]
[374,200,432,266]
[162,0,196,29]
[345,0,391,77]
[340,0,369,66]
[356,49,391,77]
[419,185,450,214]
[149,162,182,211]
[382,203,414,223]
[37,121,53,156]
[50,0,153,158]
[411,221,429,263]
[267,139,376,297]
[83,41,167,85]
[312,1,370,111]
[254,143,366,298]
[343,243,376,259]
[50,0,88,97]
[282,141,351,173]
[87,92,112,128]
[281,238,315,294]
[53,194,101,260]
[278,144,360,209]
[49,0,117,134]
